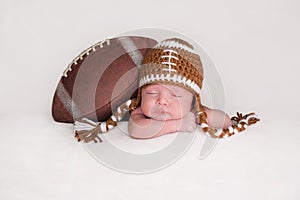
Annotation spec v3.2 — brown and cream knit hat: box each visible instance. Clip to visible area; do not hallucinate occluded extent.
[74,38,260,143]
[136,38,203,100]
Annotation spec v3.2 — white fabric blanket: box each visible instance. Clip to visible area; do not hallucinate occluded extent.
[0,113,298,200]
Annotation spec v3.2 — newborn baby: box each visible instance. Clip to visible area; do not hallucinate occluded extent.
[128,84,231,139]
[74,37,259,143]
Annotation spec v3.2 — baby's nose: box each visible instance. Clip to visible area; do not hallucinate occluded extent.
[157,95,168,105]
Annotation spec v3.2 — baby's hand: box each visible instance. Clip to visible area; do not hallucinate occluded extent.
[177,112,197,132]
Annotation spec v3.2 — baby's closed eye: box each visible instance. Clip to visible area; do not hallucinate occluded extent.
[172,94,182,98]
[146,91,158,95]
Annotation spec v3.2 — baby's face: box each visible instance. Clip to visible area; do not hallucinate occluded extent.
[140,84,193,121]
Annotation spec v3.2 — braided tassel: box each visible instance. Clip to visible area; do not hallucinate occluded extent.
[198,112,260,138]
[74,100,136,143]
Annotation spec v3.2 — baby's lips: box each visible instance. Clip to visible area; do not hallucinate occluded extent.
[154,107,169,114]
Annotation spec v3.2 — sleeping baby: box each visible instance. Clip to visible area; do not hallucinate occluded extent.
[128,38,231,139]
[75,38,259,143]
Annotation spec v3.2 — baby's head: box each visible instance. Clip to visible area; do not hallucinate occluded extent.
[131,38,204,116]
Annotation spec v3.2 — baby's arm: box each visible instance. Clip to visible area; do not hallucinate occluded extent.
[203,106,232,129]
[128,107,196,139]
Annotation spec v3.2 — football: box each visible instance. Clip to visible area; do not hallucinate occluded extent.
[52,36,157,123]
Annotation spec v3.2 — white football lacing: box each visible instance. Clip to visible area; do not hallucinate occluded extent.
[161,49,178,73]
[63,39,110,77]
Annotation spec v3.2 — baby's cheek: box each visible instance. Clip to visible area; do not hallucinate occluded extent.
[140,100,152,117]
[178,101,193,117]
[170,103,186,118]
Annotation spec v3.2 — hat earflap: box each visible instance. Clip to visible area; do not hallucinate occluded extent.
[195,95,260,138]
[74,98,139,143]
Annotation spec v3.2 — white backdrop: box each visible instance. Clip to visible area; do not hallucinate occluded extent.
[1,0,299,199]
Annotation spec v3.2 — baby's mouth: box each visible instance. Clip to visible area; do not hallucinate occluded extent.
[152,108,171,119]
[154,108,168,114]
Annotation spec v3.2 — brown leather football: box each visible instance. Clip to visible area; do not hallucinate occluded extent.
[52,36,157,123]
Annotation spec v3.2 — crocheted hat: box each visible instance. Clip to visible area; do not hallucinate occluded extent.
[134,38,203,106]
[74,38,259,143]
